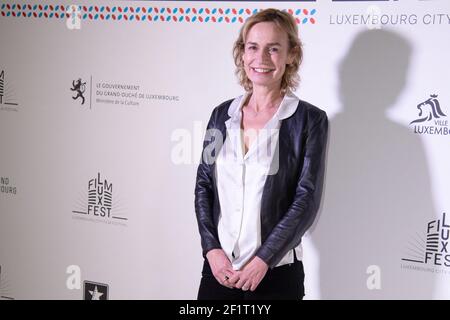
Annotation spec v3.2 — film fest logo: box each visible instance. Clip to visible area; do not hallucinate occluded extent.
[410,94,449,136]
[1,176,17,195]
[402,213,450,270]
[0,265,14,300]
[71,172,128,225]
[0,70,19,112]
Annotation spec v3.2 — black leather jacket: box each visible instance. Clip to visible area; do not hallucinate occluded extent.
[195,98,328,268]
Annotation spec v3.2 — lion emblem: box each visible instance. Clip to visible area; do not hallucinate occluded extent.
[410,94,446,125]
[70,78,86,105]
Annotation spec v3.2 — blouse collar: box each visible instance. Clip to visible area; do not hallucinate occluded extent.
[226,90,300,129]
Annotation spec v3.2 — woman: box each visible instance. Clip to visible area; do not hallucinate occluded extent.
[195,8,328,300]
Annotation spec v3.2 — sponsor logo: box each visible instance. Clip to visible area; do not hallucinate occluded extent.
[410,95,449,136]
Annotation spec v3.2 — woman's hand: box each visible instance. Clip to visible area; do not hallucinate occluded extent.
[229,256,268,291]
[206,249,237,289]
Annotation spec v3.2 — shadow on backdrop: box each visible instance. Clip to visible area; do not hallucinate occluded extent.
[311,29,436,299]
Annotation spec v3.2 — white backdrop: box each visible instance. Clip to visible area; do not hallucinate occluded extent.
[1,0,449,299]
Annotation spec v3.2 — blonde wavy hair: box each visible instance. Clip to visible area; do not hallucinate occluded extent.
[233,8,303,92]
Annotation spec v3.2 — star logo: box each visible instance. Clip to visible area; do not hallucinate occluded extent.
[83,281,108,300]
[88,286,104,300]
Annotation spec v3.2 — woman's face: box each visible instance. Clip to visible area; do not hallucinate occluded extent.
[243,21,294,91]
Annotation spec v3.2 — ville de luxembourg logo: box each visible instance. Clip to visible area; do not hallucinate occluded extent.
[402,212,450,268]
[83,281,108,300]
[72,172,128,225]
[0,70,19,111]
[410,94,449,136]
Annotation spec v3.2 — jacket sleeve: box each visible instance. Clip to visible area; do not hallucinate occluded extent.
[194,107,223,258]
[256,110,329,268]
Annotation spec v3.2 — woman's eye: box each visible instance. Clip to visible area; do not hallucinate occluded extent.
[269,47,279,53]
[247,46,257,51]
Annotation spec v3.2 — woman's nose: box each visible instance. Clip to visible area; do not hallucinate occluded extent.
[256,48,271,63]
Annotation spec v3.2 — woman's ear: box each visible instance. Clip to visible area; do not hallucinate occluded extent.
[287,46,298,65]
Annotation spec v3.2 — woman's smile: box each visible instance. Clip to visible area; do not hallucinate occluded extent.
[251,67,275,74]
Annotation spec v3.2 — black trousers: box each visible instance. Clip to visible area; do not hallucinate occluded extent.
[197,257,305,300]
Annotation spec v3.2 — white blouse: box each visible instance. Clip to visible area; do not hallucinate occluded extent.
[216,91,303,270]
